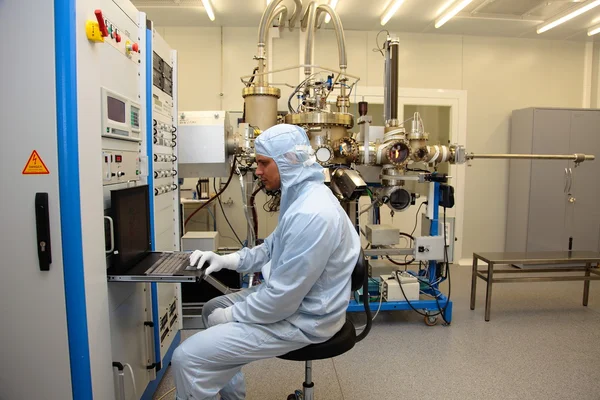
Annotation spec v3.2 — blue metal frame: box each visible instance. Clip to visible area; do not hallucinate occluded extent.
[145,26,163,370]
[348,181,452,323]
[54,0,93,397]
[140,331,181,400]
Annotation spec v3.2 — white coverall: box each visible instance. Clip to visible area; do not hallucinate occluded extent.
[172,124,361,399]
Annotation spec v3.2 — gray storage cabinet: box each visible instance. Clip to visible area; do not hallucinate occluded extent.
[506,108,600,253]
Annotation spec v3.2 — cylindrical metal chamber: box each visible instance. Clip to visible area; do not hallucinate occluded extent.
[242,86,280,131]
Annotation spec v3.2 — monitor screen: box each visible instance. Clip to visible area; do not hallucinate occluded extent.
[111,185,150,272]
[107,95,126,123]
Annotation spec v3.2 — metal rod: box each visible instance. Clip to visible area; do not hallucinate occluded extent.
[491,276,600,283]
[467,153,595,161]
[364,248,414,257]
[240,64,361,81]
[477,268,599,274]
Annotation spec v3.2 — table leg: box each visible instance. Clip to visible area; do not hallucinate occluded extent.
[484,262,494,321]
[583,262,591,307]
[470,255,478,310]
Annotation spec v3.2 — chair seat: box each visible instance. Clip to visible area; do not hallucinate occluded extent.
[278,320,356,362]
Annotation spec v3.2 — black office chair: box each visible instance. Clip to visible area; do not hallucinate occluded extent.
[278,249,372,400]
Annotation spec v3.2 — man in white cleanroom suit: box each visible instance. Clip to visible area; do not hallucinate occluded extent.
[171,124,361,400]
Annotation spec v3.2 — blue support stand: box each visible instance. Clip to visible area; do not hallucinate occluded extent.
[348,181,452,324]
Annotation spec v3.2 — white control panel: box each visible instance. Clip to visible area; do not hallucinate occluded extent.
[102,149,139,184]
[414,236,445,261]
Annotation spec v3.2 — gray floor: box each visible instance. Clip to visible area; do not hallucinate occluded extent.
[154,266,600,400]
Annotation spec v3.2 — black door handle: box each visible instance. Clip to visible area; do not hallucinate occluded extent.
[35,193,52,271]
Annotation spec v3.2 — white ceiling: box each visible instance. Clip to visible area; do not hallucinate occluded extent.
[132,0,600,41]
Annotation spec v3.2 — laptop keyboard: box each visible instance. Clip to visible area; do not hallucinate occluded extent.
[146,253,190,275]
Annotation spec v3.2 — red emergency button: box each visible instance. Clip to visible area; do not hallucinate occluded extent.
[132,43,139,52]
[115,31,121,43]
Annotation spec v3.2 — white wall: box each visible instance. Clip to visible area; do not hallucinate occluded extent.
[157,25,587,256]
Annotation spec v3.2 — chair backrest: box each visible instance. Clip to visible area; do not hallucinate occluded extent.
[351,248,366,292]
[351,247,371,343]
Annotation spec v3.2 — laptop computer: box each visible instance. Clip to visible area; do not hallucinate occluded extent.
[109,184,202,277]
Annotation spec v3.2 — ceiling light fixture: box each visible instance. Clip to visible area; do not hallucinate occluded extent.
[436,0,456,17]
[325,0,340,24]
[537,0,600,34]
[588,22,600,35]
[381,0,405,26]
[202,0,215,21]
[435,0,474,29]
[201,0,215,21]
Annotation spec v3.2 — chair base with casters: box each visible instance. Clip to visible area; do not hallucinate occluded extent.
[278,249,371,400]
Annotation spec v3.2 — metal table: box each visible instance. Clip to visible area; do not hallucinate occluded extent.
[470,251,600,321]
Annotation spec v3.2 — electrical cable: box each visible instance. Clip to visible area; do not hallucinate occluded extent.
[373,29,390,56]
[206,205,217,231]
[184,157,237,227]
[354,291,384,332]
[384,232,415,266]
[156,387,176,400]
[123,363,137,400]
[214,178,244,246]
[394,270,442,318]
[249,184,263,239]
[359,199,379,216]
[437,206,452,325]
[410,201,427,237]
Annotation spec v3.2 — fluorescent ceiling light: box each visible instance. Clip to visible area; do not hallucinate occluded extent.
[537,0,600,34]
[381,0,405,26]
[436,0,456,17]
[325,0,339,24]
[201,0,215,21]
[588,22,600,35]
[435,0,474,28]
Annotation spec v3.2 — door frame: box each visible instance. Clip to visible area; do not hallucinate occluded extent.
[352,86,467,263]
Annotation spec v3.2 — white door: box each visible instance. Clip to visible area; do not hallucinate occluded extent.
[0,0,73,398]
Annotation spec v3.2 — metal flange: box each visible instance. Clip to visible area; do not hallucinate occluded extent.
[284,111,354,128]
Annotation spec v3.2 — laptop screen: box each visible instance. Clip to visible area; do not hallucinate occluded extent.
[111,185,151,272]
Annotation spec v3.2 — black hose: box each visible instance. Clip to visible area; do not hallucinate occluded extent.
[184,157,237,227]
[249,185,263,239]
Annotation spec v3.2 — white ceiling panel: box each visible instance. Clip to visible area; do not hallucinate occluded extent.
[131,0,600,41]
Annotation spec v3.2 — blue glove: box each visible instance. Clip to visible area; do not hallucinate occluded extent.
[207,307,234,327]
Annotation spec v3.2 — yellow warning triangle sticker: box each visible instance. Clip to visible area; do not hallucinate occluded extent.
[22,150,50,175]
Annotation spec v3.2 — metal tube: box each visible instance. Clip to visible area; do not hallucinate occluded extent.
[267,5,288,34]
[305,360,313,383]
[467,153,595,162]
[302,2,319,78]
[315,4,347,69]
[257,0,285,86]
[288,0,303,30]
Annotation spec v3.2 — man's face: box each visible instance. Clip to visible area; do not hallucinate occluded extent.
[255,155,281,191]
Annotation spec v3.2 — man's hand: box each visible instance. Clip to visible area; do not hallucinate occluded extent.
[207,307,234,327]
[189,251,240,276]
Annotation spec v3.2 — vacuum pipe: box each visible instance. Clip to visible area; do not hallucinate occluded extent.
[257,0,285,86]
